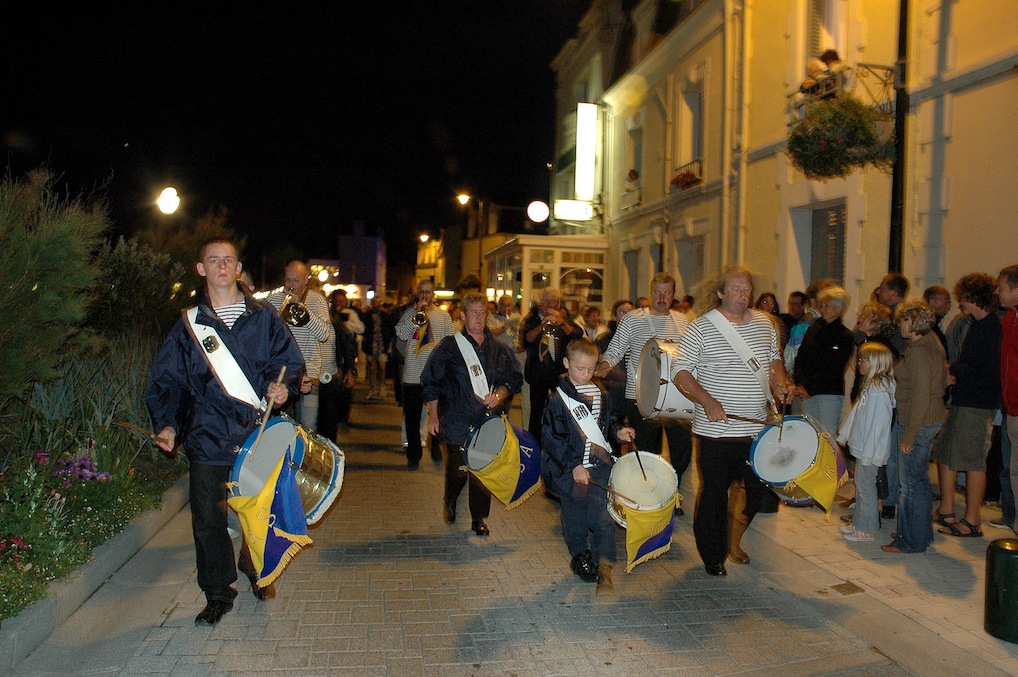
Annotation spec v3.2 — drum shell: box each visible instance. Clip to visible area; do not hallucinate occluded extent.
[231,416,345,525]
[749,415,821,506]
[635,338,694,421]
[607,450,679,527]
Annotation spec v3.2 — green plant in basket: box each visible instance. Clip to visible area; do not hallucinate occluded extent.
[787,95,893,180]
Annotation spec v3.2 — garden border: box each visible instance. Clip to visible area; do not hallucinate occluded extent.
[0,473,189,672]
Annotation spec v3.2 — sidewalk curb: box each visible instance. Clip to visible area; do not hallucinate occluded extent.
[0,473,189,673]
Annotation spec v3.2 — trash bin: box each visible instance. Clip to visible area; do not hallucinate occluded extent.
[985,538,1018,643]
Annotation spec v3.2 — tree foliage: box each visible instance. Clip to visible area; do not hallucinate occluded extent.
[0,170,108,405]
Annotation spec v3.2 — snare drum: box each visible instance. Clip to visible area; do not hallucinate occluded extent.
[464,414,542,509]
[232,416,345,525]
[749,415,842,506]
[607,451,679,527]
[635,338,694,421]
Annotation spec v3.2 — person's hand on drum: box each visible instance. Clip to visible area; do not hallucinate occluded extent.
[572,465,591,485]
[617,426,636,444]
[482,386,506,410]
[267,382,289,407]
[776,382,795,405]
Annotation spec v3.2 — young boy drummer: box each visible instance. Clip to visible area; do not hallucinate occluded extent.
[542,338,635,594]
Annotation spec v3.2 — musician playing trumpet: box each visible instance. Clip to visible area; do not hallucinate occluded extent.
[266,261,334,433]
[395,279,453,467]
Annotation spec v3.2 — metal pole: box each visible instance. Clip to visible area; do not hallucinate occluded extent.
[888,0,909,274]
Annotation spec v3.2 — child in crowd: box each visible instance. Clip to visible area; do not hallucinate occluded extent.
[838,342,896,542]
[542,338,635,594]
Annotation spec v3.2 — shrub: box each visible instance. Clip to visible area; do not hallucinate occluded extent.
[787,95,894,180]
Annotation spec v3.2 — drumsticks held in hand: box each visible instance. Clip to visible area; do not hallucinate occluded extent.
[248,366,287,460]
[588,479,640,507]
[112,419,177,459]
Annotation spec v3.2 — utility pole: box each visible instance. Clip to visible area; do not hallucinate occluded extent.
[888,0,909,273]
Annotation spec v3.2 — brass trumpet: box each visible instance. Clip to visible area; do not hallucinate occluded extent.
[412,308,429,326]
[280,275,312,327]
[541,319,559,336]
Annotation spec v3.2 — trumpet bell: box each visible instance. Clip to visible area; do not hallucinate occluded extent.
[282,301,311,327]
[541,319,558,337]
[412,310,429,326]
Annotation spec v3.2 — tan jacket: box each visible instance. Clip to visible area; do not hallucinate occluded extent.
[894,331,948,445]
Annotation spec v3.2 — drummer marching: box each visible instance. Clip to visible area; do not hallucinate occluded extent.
[542,338,635,595]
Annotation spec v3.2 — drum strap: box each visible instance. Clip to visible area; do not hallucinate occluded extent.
[454,332,490,400]
[556,387,613,465]
[184,307,267,412]
[702,309,775,406]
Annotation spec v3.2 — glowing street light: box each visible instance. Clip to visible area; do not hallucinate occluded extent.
[157,187,180,214]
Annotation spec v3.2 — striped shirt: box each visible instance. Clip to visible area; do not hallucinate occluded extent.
[573,382,602,467]
[601,309,689,400]
[266,290,333,379]
[671,310,779,438]
[213,300,246,329]
[395,306,454,385]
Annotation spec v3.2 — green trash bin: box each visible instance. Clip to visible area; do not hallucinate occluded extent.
[986,538,1018,643]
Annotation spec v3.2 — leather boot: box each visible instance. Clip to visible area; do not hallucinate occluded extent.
[596,563,616,595]
[728,481,751,565]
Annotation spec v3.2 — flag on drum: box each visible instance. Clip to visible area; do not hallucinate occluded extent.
[464,414,543,510]
[624,496,677,573]
[784,431,849,518]
[228,446,312,587]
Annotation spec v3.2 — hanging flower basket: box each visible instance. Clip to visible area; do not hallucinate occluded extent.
[670,170,702,189]
[787,95,894,181]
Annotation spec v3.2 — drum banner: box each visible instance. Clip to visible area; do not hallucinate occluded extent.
[228,446,312,587]
[624,495,677,573]
[783,431,848,518]
[463,415,542,510]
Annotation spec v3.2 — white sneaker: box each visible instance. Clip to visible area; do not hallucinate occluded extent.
[843,528,875,542]
[839,524,856,535]
[988,520,1012,529]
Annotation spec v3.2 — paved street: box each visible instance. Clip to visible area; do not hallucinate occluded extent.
[12,383,1018,676]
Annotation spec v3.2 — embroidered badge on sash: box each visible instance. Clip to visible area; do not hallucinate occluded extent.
[470,364,482,377]
[748,357,760,371]
[202,336,220,353]
[571,405,589,420]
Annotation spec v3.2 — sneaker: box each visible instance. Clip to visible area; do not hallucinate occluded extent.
[843,528,875,542]
[839,524,856,535]
[988,520,1013,530]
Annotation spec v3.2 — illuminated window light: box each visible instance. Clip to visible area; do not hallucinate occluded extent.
[575,103,597,202]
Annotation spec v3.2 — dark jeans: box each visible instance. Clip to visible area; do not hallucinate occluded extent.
[445,443,491,520]
[560,463,616,565]
[318,379,340,442]
[624,399,692,486]
[190,463,245,603]
[526,379,556,448]
[692,436,764,566]
[402,384,439,463]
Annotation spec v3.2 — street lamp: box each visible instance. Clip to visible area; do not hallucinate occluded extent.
[156,187,180,214]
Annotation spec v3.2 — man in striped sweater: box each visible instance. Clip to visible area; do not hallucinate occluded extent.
[671,266,792,577]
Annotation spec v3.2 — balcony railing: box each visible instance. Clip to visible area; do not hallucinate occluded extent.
[670,158,703,190]
[619,186,641,210]
[788,63,895,121]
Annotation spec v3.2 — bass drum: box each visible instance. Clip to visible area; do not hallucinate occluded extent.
[635,338,694,421]
[607,450,679,528]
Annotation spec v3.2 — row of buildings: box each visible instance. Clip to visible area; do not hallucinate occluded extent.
[421,0,1017,317]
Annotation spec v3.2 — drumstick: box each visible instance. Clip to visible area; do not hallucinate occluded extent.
[658,409,771,426]
[588,479,641,506]
[248,366,287,459]
[633,449,649,481]
[113,419,177,458]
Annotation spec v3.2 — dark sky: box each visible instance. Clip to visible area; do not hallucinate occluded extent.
[2,3,589,277]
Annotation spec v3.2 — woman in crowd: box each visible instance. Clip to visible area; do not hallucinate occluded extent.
[882,299,948,554]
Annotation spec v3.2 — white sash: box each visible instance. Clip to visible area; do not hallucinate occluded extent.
[184,307,267,412]
[454,332,490,400]
[556,387,613,459]
[702,308,774,405]
[643,308,683,337]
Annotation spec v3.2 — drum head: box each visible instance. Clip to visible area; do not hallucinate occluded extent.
[749,417,820,484]
[609,451,678,510]
[465,417,505,470]
[231,417,303,497]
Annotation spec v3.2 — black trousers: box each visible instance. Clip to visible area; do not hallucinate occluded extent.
[624,399,693,486]
[402,384,440,463]
[445,443,491,520]
[692,436,765,566]
[190,463,251,603]
[526,378,556,447]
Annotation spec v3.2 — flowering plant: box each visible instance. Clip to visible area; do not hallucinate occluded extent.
[787,95,893,180]
[670,170,702,189]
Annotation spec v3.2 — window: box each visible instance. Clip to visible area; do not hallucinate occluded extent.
[808,0,847,60]
[680,86,704,166]
[810,204,846,283]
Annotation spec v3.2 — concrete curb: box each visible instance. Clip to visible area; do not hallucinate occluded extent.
[0,473,189,673]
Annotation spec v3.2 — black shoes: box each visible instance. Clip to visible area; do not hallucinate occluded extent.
[431,447,443,462]
[194,599,233,626]
[472,519,490,536]
[407,459,420,469]
[246,572,275,600]
[444,500,457,524]
[881,505,897,520]
[675,506,685,516]
[705,563,728,577]
[570,550,599,582]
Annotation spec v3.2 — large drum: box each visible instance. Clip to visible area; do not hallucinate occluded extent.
[464,414,542,509]
[749,415,844,506]
[607,450,679,528]
[231,416,345,525]
[635,338,695,421]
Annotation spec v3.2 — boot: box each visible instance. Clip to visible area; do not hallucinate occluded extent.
[596,563,616,595]
[728,480,751,565]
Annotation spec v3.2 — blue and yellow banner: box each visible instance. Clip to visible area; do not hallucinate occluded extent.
[624,496,677,573]
[228,447,312,587]
[784,431,848,519]
[465,415,542,510]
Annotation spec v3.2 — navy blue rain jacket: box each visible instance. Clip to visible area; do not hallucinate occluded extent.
[146,285,305,466]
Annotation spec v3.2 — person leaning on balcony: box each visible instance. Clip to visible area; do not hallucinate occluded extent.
[800,49,848,98]
[146,238,304,626]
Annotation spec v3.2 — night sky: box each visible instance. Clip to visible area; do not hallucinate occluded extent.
[3,2,589,279]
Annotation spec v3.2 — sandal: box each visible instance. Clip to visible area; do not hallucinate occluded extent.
[881,543,904,553]
[939,518,983,537]
[932,510,956,528]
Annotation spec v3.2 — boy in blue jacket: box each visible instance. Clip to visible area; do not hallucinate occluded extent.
[542,338,635,594]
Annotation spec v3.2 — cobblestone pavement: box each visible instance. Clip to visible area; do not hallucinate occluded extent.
[14,384,1018,676]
